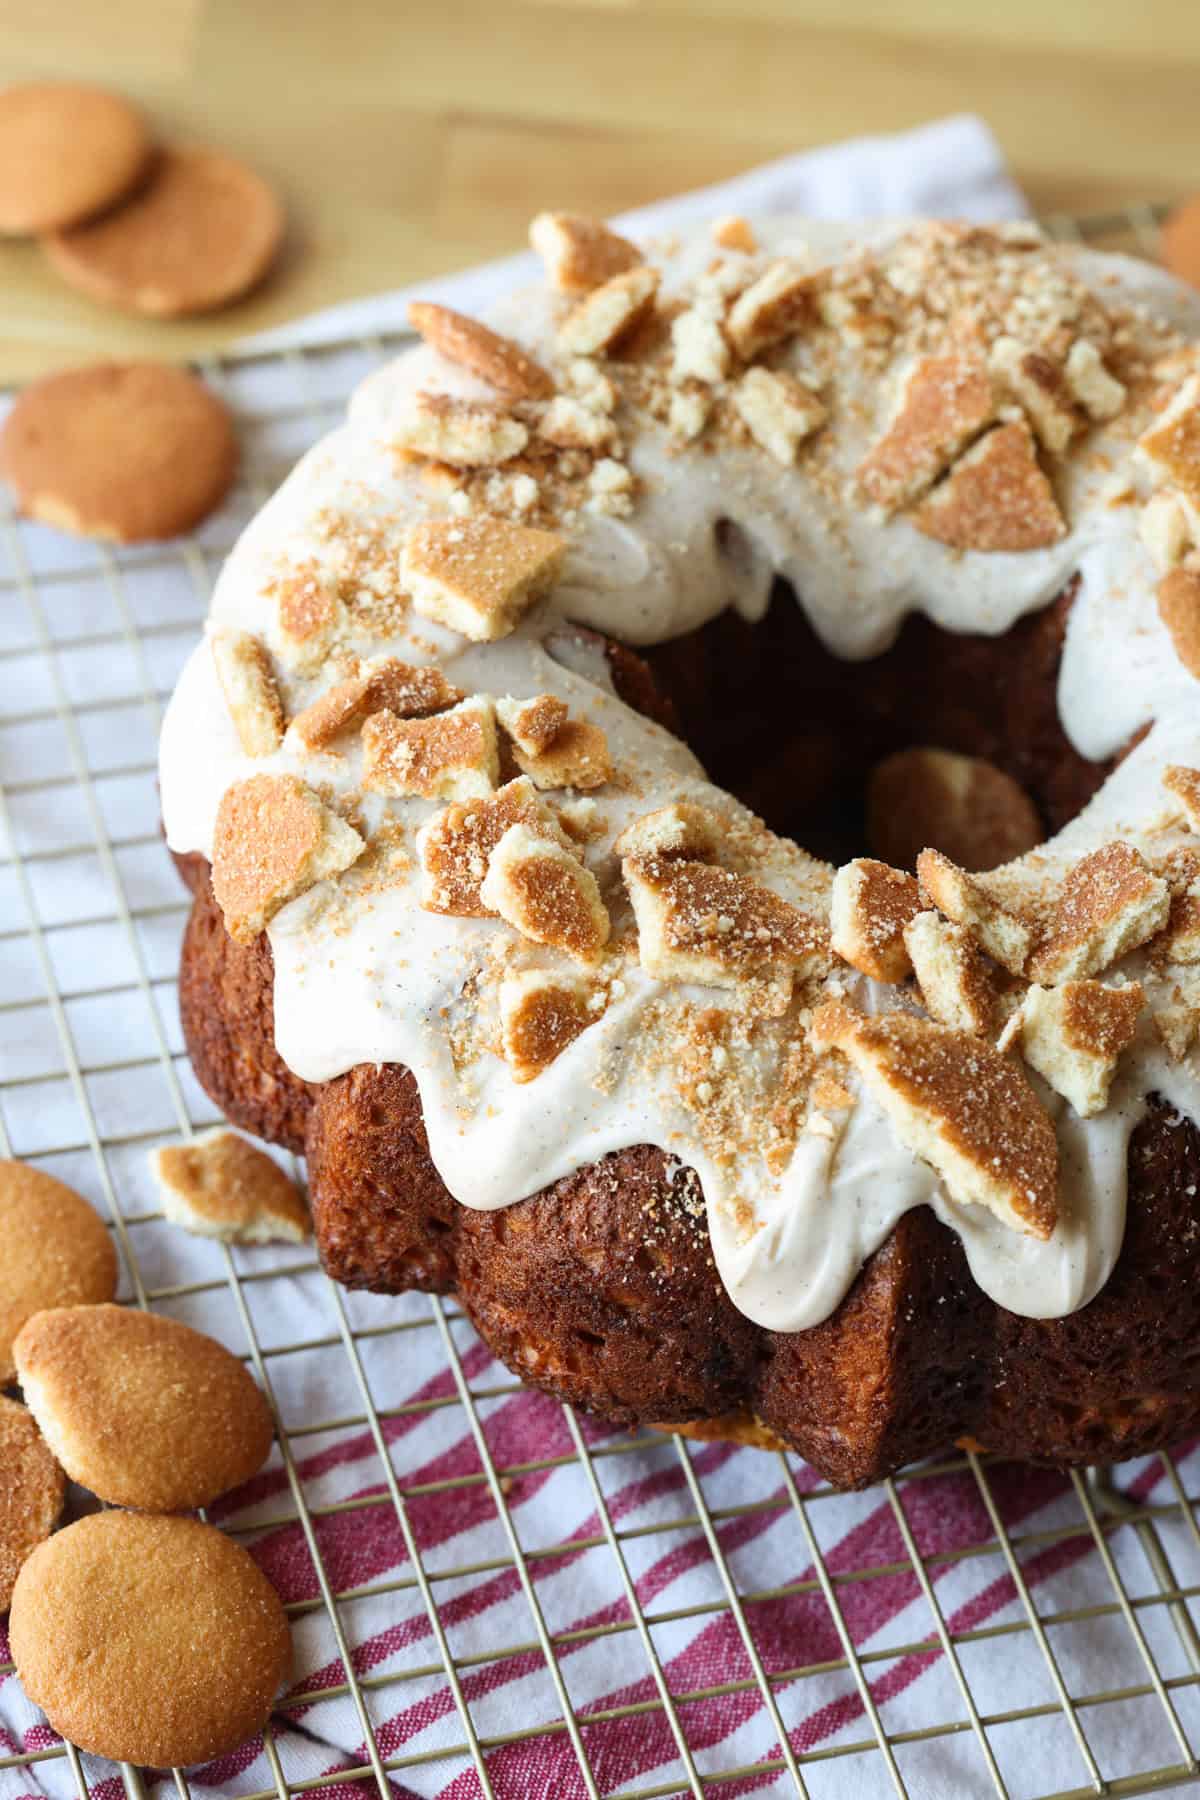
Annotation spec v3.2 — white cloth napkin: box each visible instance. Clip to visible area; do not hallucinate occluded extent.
[6,114,1195,1800]
[239,112,1028,355]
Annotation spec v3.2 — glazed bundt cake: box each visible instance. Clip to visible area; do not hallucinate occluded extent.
[161,214,1200,1488]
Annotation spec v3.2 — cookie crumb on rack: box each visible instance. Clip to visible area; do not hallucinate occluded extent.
[152,1130,310,1243]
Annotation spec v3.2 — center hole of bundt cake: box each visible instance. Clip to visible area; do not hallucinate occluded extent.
[642,567,1106,870]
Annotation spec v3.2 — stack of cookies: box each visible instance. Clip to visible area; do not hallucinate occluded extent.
[0,1158,292,1769]
[0,78,289,546]
[0,81,284,317]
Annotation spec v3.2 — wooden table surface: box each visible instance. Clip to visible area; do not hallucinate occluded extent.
[1,0,1198,379]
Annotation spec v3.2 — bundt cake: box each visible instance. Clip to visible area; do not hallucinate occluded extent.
[160,213,1200,1488]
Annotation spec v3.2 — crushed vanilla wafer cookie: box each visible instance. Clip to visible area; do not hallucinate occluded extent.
[210,629,284,757]
[362,694,498,800]
[670,303,730,384]
[481,824,610,963]
[624,856,822,1008]
[726,261,820,360]
[914,420,1066,553]
[393,393,528,467]
[917,848,1034,975]
[270,562,342,672]
[1018,979,1144,1117]
[1165,764,1200,830]
[1028,842,1170,985]
[529,212,642,291]
[829,857,922,983]
[811,1000,1058,1239]
[417,776,560,915]
[0,1398,63,1613]
[152,1130,310,1243]
[289,657,462,750]
[557,266,659,357]
[1136,373,1200,510]
[989,337,1080,454]
[499,968,600,1081]
[1140,491,1194,573]
[408,300,553,400]
[858,351,996,514]
[711,215,757,254]
[903,911,999,1036]
[504,715,613,791]
[537,394,619,453]
[732,368,827,465]
[1157,569,1200,678]
[1149,847,1200,964]
[613,801,722,864]
[402,517,566,641]
[495,693,569,757]
[211,773,364,943]
[1065,340,1126,421]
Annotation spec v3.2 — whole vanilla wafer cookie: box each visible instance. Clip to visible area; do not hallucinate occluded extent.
[44,145,285,317]
[0,1397,64,1613]
[0,83,153,236]
[14,1304,273,1511]
[0,1161,117,1386]
[152,1130,311,1244]
[0,361,238,543]
[10,1512,290,1767]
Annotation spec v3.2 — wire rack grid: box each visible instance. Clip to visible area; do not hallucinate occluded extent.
[1,202,1200,1800]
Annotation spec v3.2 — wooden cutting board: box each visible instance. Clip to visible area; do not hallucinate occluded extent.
[0,0,1197,382]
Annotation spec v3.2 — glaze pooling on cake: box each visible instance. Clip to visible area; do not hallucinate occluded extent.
[160,215,1200,1340]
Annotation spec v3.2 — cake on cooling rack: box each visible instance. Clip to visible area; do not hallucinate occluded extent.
[161,212,1200,1488]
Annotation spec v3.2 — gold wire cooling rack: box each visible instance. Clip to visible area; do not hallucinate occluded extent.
[2,201,1200,1800]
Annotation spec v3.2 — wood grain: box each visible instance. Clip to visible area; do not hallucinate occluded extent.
[0,0,1197,380]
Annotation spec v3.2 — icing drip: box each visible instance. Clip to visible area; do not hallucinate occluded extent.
[160,218,1200,1334]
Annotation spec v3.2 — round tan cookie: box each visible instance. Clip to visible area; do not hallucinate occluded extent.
[866,747,1043,874]
[10,1511,290,1767]
[14,1304,274,1511]
[1163,196,1200,293]
[43,145,285,318]
[0,83,153,236]
[0,361,238,543]
[0,1161,117,1386]
[0,1397,64,1612]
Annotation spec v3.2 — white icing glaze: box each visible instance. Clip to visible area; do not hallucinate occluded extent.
[160,218,1200,1335]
